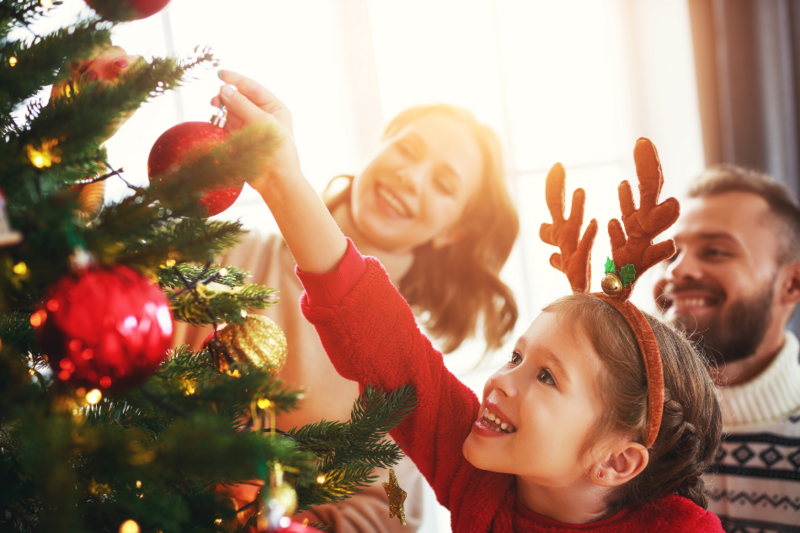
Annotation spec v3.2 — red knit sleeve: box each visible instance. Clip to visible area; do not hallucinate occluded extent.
[299,256,481,511]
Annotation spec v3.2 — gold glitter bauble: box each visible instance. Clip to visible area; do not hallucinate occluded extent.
[600,273,623,296]
[74,180,106,216]
[382,469,407,526]
[256,483,297,530]
[217,315,287,375]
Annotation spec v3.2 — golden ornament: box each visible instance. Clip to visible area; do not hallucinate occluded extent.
[217,315,287,375]
[74,180,106,217]
[382,469,407,526]
[600,272,623,296]
[256,464,298,530]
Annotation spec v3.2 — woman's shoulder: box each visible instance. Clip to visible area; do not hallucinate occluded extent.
[632,495,723,532]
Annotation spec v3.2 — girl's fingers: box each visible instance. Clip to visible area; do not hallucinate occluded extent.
[219,70,287,112]
[219,84,278,128]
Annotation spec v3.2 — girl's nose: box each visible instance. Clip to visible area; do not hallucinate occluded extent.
[487,369,516,399]
[396,164,427,193]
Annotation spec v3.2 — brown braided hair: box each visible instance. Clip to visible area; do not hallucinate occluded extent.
[544,293,722,513]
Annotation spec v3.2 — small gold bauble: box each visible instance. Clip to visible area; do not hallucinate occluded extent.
[217,315,287,375]
[601,273,623,295]
[256,483,298,529]
[74,180,106,217]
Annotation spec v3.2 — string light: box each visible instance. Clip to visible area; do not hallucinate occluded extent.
[119,520,140,533]
[316,475,326,484]
[40,0,53,8]
[214,519,222,525]
[135,480,142,489]
[240,309,248,318]
[165,259,176,267]
[26,139,61,168]
[257,398,272,410]
[29,310,46,327]
[13,262,27,275]
[8,57,17,67]
[85,389,102,405]
[219,268,228,277]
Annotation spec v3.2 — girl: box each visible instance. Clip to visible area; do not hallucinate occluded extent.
[190,73,519,531]
[216,72,724,531]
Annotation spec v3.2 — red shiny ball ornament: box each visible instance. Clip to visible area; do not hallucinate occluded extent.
[36,265,174,391]
[85,0,172,21]
[148,122,245,217]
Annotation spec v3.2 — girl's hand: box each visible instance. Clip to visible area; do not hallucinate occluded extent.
[211,70,303,192]
[211,71,348,274]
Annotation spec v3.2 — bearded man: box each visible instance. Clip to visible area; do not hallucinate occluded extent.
[654,165,800,533]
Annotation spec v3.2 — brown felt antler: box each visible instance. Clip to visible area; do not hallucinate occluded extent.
[606,138,680,301]
[540,139,680,449]
[539,163,598,293]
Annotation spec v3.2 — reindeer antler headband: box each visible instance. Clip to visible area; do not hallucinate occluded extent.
[540,138,680,448]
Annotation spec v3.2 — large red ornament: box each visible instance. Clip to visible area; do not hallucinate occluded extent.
[35,265,173,391]
[148,121,245,217]
[85,0,172,21]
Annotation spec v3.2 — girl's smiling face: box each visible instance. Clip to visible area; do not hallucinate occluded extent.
[462,311,607,486]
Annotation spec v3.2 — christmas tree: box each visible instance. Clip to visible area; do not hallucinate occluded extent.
[0,1,415,532]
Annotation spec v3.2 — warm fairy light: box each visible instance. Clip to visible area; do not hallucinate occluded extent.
[8,57,17,67]
[165,259,176,267]
[28,368,35,376]
[135,480,142,489]
[226,368,241,378]
[40,0,53,8]
[302,518,309,527]
[316,475,326,484]
[86,389,103,405]
[26,139,61,168]
[75,387,86,397]
[183,381,196,395]
[119,520,140,533]
[29,310,46,327]
[280,517,291,528]
[257,398,272,410]
[214,518,222,525]
[219,268,228,277]
[240,309,248,318]
[13,262,27,275]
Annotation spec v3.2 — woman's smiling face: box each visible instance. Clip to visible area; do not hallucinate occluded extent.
[462,311,607,486]
[349,113,483,254]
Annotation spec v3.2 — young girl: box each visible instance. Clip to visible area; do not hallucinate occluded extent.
[217,72,724,531]
[195,75,519,531]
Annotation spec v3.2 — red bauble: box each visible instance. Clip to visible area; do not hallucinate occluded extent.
[244,520,322,533]
[85,0,172,21]
[148,121,245,217]
[36,265,174,391]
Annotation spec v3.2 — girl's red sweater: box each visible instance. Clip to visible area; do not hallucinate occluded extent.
[297,241,723,533]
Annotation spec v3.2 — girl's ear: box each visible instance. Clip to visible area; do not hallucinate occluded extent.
[779,261,800,306]
[431,226,466,249]
[592,442,649,487]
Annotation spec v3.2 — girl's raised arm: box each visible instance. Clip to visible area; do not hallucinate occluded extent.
[213,70,348,274]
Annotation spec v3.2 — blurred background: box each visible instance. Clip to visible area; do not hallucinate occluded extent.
[21,1,800,530]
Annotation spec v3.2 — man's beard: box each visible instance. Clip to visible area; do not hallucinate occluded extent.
[666,284,774,366]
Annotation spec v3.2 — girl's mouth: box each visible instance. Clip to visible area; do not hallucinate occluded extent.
[479,408,517,433]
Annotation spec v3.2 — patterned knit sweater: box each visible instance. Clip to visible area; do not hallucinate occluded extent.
[297,241,724,533]
[705,331,800,533]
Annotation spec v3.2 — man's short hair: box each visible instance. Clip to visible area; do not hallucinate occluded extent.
[688,165,800,264]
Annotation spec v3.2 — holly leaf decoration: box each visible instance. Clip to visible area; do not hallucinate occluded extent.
[620,264,636,287]
[604,257,616,275]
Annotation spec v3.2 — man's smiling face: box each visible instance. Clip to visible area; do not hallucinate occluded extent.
[653,192,780,363]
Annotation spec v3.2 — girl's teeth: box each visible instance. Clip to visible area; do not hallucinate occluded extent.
[488,413,496,421]
[501,422,508,430]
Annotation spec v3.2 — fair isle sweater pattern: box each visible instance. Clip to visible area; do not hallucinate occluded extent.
[705,332,800,533]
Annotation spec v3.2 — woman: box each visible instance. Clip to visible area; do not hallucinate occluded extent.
[176,72,520,532]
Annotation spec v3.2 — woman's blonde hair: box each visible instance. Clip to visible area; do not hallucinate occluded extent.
[323,103,519,354]
[544,294,722,514]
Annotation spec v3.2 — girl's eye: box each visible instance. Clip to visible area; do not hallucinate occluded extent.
[397,141,416,158]
[703,248,728,259]
[537,368,556,387]
[509,351,522,365]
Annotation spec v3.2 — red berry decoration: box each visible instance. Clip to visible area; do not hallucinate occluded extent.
[35,265,173,391]
[85,0,172,21]
[148,120,245,217]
